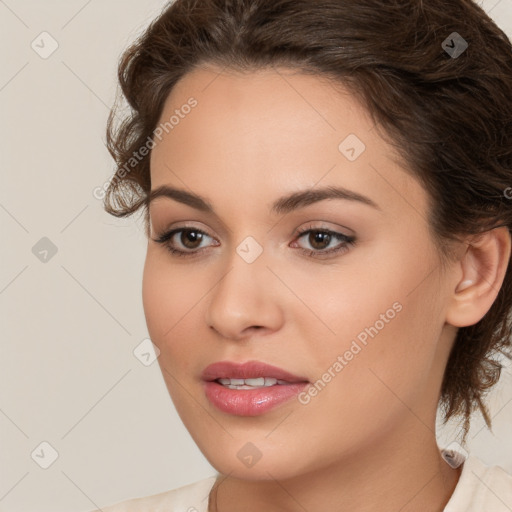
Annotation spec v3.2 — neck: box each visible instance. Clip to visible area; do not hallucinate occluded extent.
[208,427,462,512]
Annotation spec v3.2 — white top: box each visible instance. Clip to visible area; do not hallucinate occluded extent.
[91,451,512,512]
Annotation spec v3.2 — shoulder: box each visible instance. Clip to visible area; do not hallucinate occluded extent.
[444,454,512,512]
[88,476,217,512]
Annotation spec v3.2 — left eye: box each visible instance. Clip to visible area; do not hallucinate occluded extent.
[292,229,355,256]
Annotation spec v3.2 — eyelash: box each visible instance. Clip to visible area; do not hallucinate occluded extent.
[153,224,356,259]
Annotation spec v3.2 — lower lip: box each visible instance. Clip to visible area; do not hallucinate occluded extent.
[204,381,309,416]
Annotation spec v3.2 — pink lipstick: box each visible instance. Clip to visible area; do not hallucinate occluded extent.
[201,360,309,416]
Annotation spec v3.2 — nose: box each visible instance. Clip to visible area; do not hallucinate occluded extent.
[204,251,284,341]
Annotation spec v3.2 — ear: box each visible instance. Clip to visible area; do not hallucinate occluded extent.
[445,226,511,328]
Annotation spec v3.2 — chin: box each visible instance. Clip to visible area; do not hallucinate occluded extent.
[211,457,303,481]
[196,437,313,482]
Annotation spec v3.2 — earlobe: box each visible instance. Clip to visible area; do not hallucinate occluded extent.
[446,227,511,328]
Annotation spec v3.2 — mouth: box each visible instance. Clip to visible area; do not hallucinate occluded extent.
[201,360,310,416]
[215,377,293,389]
[201,360,309,383]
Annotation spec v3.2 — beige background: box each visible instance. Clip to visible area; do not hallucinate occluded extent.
[1,1,511,511]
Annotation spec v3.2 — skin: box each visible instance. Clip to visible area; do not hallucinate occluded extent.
[142,65,511,512]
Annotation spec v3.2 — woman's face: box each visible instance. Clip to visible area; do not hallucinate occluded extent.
[143,65,459,479]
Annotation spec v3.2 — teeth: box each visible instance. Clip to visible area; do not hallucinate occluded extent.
[217,377,283,388]
[245,377,265,386]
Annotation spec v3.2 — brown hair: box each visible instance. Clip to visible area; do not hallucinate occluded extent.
[104,0,512,443]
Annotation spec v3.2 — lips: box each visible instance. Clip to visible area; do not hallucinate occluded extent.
[201,360,310,416]
[201,360,309,383]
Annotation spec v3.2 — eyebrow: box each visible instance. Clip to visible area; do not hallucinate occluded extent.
[148,184,381,215]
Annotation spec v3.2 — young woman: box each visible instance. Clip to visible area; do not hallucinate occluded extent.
[92,0,512,510]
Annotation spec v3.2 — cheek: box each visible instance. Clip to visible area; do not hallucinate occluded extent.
[142,256,168,339]
[141,251,211,373]
[293,295,440,452]
[296,248,442,406]
[142,252,193,346]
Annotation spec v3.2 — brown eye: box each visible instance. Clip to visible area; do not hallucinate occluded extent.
[308,231,332,250]
[153,226,216,257]
[180,229,204,249]
[293,227,356,258]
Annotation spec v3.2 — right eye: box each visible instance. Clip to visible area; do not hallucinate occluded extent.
[153,227,219,257]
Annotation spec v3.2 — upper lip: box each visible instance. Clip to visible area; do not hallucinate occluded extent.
[201,360,309,383]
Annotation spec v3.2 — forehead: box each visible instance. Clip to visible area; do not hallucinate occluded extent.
[151,65,374,160]
[153,65,373,153]
[149,65,428,221]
